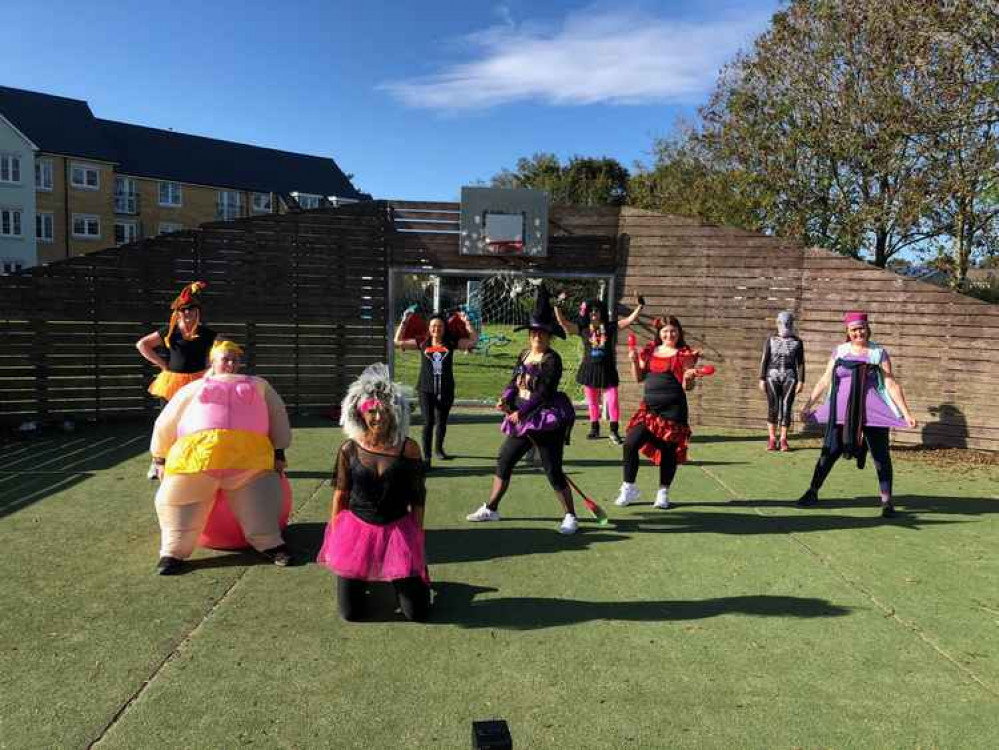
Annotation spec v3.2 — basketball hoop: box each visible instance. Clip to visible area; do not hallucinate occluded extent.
[485,239,524,255]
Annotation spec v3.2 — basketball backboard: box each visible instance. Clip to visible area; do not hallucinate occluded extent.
[459,186,548,257]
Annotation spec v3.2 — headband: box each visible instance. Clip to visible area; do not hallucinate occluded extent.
[358,397,382,414]
[843,311,868,328]
[210,340,244,358]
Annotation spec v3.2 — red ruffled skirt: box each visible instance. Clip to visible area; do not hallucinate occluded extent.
[317,510,429,584]
[626,404,692,465]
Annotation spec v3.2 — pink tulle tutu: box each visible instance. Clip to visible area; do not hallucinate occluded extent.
[317,511,428,584]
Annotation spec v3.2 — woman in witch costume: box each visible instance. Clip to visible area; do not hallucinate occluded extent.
[798,311,916,518]
[318,363,431,622]
[465,285,580,534]
[554,292,644,445]
[615,316,702,510]
[136,281,217,478]
[394,310,478,467]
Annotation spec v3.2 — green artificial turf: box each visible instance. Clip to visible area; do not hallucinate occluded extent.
[1,417,997,749]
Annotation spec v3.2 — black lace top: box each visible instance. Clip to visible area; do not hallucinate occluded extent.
[335,439,426,525]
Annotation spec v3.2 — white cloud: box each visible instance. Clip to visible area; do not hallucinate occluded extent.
[381,6,771,110]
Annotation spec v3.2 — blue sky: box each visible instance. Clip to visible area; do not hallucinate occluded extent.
[3,0,781,200]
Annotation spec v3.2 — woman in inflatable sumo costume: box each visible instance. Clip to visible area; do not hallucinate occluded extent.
[150,339,293,574]
[317,363,431,622]
[798,311,917,518]
[465,284,580,534]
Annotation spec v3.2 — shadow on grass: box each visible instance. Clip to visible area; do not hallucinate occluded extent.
[429,582,852,630]
[731,494,999,517]
[0,424,149,518]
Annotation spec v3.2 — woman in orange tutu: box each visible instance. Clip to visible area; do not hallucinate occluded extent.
[136,282,217,477]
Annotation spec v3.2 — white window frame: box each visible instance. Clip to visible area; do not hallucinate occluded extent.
[252,192,272,213]
[114,177,138,213]
[2,258,25,274]
[72,213,101,239]
[114,220,139,246]
[0,207,23,237]
[35,159,53,191]
[36,211,54,243]
[0,154,22,184]
[217,190,242,221]
[158,222,184,235]
[294,192,322,209]
[158,181,182,207]
[70,162,100,190]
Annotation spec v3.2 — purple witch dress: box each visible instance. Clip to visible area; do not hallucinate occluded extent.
[499,349,576,438]
[808,343,907,428]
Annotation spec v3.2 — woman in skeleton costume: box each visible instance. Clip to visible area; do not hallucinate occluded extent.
[395,311,478,468]
[758,311,806,451]
[318,364,430,622]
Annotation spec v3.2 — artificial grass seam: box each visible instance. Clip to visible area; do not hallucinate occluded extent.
[697,464,999,700]
[88,477,332,748]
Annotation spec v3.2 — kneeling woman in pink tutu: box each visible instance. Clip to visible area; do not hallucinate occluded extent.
[318,363,430,622]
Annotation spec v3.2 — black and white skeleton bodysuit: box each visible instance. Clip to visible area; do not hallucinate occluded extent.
[759,312,806,426]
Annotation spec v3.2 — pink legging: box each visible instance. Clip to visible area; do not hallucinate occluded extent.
[584,386,620,422]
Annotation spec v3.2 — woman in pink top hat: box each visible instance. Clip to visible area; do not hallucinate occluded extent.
[797,312,917,517]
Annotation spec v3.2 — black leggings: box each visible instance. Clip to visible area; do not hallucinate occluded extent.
[809,426,893,496]
[418,391,454,458]
[337,576,431,622]
[765,374,797,426]
[495,430,568,491]
[623,424,679,487]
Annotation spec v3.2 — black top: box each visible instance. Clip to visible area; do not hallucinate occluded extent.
[760,335,805,380]
[644,370,688,424]
[575,320,619,388]
[157,325,217,374]
[501,349,563,419]
[415,337,456,397]
[335,439,426,525]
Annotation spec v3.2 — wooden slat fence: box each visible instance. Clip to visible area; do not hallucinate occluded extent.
[0,203,388,426]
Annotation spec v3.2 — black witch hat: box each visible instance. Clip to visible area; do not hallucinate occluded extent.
[514,283,565,339]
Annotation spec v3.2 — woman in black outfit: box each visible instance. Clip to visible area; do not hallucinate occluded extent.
[394,310,478,467]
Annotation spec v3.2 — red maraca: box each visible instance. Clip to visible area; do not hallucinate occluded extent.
[695,364,716,377]
[627,331,637,353]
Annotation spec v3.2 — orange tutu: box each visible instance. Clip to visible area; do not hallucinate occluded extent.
[148,370,206,401]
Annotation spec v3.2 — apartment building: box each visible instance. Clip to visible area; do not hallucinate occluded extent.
[0,85,365,269]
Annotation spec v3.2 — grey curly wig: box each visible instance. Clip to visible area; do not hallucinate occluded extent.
[340,363,409,446]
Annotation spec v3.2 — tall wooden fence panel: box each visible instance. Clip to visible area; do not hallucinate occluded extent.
[616,207,999,452]
[0,203,388,426]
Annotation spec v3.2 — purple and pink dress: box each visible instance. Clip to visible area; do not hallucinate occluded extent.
[317,439,428,584]
[807,343,906,429]
[499,349,576,438]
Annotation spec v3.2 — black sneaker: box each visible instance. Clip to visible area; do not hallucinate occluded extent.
[434,450,452,461]
[881,503,897,518]
[156,556,187,576]
[586,428,601,440]
[261,544,293,567]
[796,488,818,507]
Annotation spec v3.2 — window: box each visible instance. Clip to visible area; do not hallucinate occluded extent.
[294,192,322,209]
[35,159,53,191]
[2,259,24,274]
[0,208,22,236]
[217,190,242,221]
[70,163,100,189]
[36,212,54,242]
[114,221,139,246]
[114,177,138,213]
[252,192,272,213]
[72,214,101,238]
[158,222,184,235]
[158,181,182,206]
[0,154,22,184]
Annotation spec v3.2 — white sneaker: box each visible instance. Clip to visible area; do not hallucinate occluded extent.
[147,460,159,481]
[653,487,671,509]
[466,504,501,522]
[558,514,578,534]
[614,482,641,507]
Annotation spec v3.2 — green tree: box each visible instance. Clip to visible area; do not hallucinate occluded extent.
[492,153,629,206]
